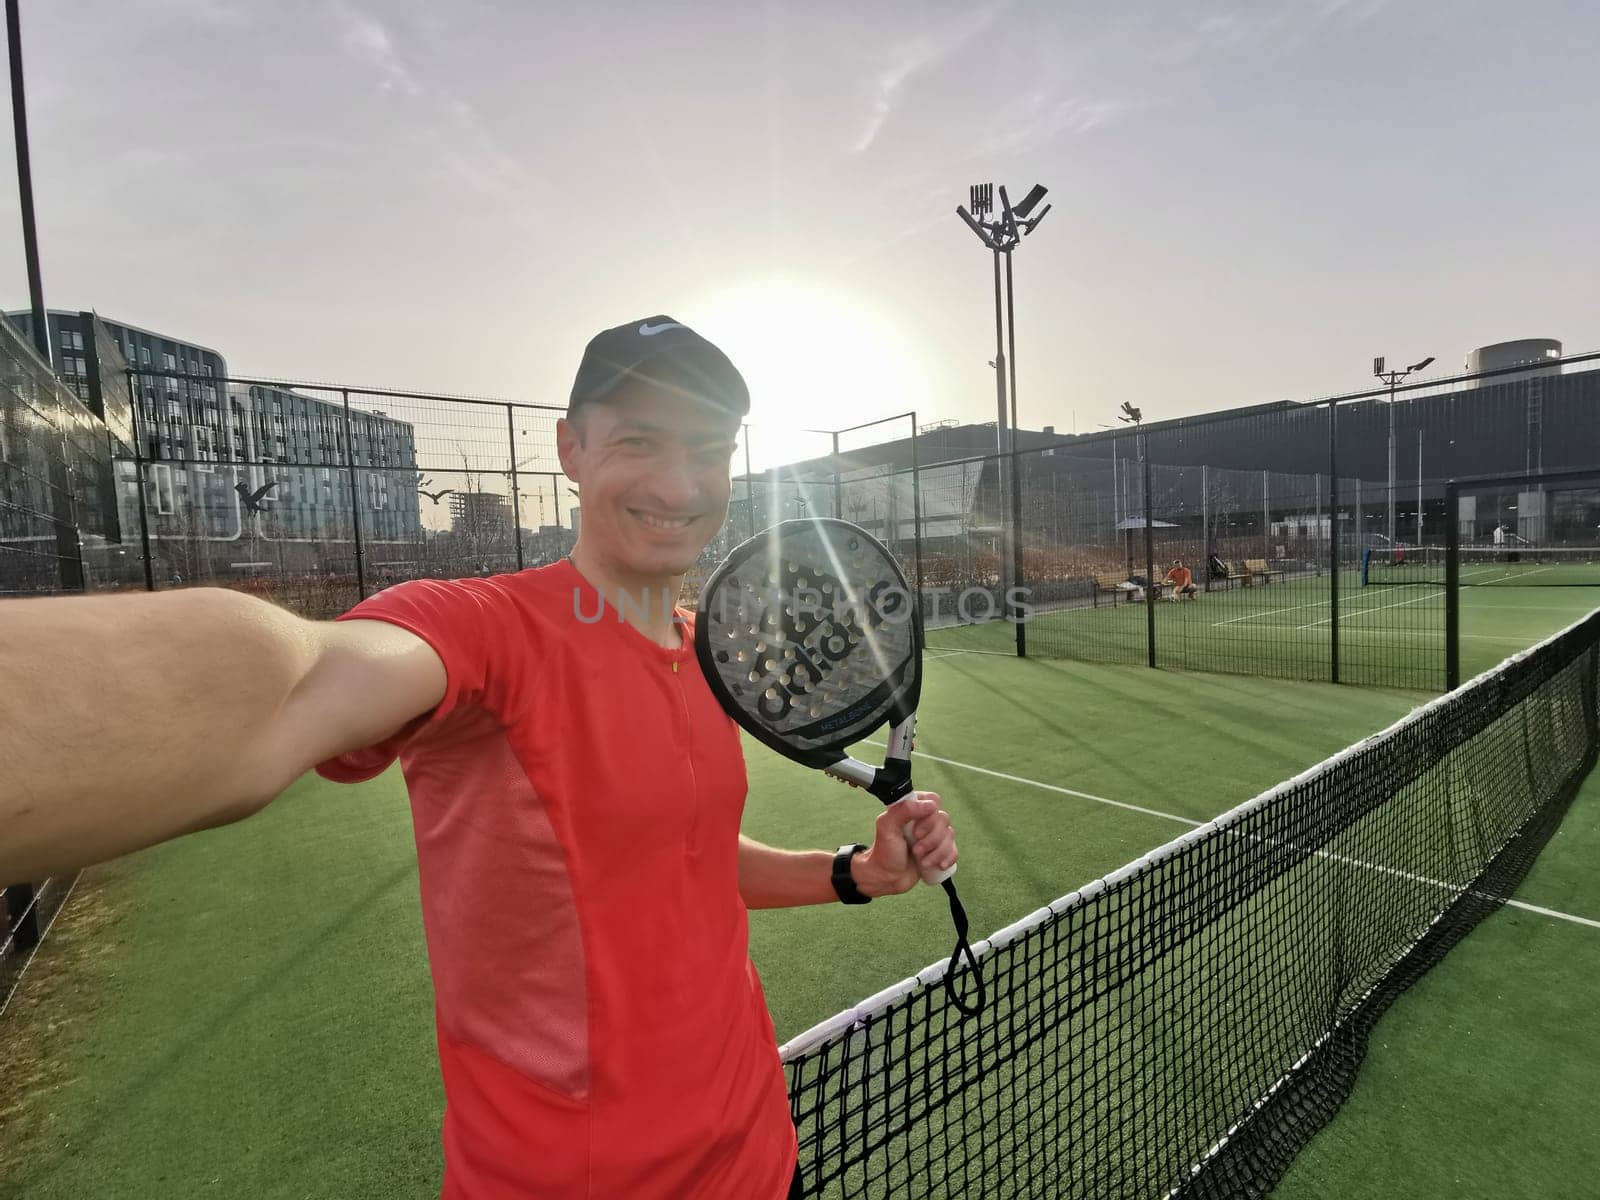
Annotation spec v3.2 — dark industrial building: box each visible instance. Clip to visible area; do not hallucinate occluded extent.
[749,345,1598,556]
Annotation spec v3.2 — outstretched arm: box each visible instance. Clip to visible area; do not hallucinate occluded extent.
[737,793,958,909]
[0,588,447,882]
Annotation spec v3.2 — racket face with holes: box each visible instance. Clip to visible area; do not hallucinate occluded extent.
[694,519,922,770]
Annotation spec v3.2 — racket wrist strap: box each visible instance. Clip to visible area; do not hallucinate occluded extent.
[831,843,872,905]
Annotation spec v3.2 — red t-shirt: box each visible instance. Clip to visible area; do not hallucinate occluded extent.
[316,561,796,1199]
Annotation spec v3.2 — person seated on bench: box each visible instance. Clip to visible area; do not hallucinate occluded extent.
[1164,559,1199,601]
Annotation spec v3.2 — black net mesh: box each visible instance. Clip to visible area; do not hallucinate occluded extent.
[1369,544,1600,588]
[1439,472,1600,588]
[783,608,1600,1199]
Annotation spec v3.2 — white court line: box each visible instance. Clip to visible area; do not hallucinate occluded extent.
[1298,589,1436,629]
[921,646,1017,658]
[1475,565,1559,585]
[1211,595,1334,626]
[868,739,1600,931]
[1459,633,1556,643]
[1209,580,1444,631]
[1330,628,1585,644]
[865,740,1201,828]
[1470,603,1600,612]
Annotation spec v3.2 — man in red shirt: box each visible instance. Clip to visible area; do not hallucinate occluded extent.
[0,315,958,1199]
[1164,559,1199,601]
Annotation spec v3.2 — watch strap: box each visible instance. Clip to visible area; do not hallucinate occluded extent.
[831,843,871,905]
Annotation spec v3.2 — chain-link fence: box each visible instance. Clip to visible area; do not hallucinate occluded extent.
[114,370,567,617]
[0,315,133,1003]
[15,345,1597,687]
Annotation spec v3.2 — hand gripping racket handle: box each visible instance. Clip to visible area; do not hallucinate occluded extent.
[823,719,985,1016]
[825,755,947,889]
[866,762,957,887]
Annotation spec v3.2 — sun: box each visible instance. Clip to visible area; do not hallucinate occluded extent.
[688,279,932,468]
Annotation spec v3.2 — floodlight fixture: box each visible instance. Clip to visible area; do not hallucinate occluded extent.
[997,185,1020,241]
[969,183,993,217]
[956,204,999,250]
[1408,356,1435,372]
[1373,356,1386,376]
[1014,184,1049,220]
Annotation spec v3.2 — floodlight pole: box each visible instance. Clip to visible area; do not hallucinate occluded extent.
[6,0,49,360]
[1004,245,1024,657]
[1374,354,1433,549]
[1386,373,1397,547]
[957,181,1049,659]
[991,247,1009,599]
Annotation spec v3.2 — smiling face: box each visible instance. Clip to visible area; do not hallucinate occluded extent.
[556,383,740,587]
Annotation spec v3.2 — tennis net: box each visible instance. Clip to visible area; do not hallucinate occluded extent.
[1363,544,1600,587]
[783,608,1600,1199]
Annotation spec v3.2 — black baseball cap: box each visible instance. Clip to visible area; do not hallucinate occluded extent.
[568,315,750,418]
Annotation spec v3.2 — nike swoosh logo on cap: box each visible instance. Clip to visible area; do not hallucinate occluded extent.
[639,321,685,336]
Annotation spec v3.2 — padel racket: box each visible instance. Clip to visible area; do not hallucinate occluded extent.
[694,518,983,1015]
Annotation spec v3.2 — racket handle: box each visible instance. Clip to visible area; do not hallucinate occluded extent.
[925,861,957,886]
[885,794,957,888]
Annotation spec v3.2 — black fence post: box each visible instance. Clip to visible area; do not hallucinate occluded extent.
[1445,478,1460,691]
[1013,441,1027,659]
[1142,434,1156,669]
[5,882,39,951]
[910,413,924,617]
[507,405,524,571]
[831,431,842,519]
[1328,401,1340,684]
[340,389,366,599]
[743,425,756,541]
[44,366,85,591]
[129,369,156,591]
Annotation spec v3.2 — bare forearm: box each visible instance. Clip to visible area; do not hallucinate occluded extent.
[0,589,316,881]
[737,835,901,909]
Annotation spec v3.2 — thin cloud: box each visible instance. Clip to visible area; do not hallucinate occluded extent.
[332,1,422,96]
[441,99,536,200]
[978,93,1134,156]
[144,0,252,26]
[852,0,1012,155]
[326,5,534,204]
[1154,0,1391,64]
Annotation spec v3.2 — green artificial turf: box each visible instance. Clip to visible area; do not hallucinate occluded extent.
[924,574,1600,694]
[1,628,1596,1198]
[1271,792,1600,1199]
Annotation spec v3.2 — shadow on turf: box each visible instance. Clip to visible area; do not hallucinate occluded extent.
[1171,733,1595,1199]
[18,857,419,1184]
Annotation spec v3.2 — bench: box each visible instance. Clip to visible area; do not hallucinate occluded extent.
[1092,573,1135,605]
[1093,572,1171,605]
[1245,558,1284,585]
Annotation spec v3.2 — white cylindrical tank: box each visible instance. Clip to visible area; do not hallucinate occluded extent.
[1463,338,1562,388]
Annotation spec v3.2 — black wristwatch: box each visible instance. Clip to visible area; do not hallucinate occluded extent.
[831,843,871,905]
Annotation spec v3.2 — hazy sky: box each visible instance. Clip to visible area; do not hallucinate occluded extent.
[3,0,1595,445]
